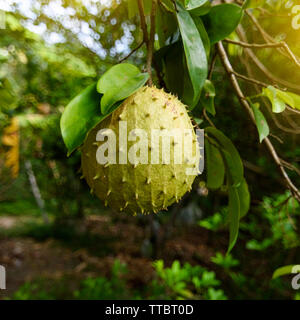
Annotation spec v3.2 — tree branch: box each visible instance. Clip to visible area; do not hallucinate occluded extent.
[217,41,300,202]
[236,26,300,93]
[147,0,158,86]
[232,70,275,88]
[245,10,300,69]
[137,0,148,44]
[119,41,144,62]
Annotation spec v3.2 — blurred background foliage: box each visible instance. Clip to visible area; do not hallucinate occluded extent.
[0,0,299,300]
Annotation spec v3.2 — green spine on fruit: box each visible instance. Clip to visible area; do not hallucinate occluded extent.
[81,86,200,215]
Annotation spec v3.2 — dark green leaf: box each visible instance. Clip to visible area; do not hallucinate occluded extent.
[250,102,269,142]
[176,0,208,107]
[205,138,225,189]
[206,127,244,186]
[160,42,185,98]
[227,185,240,253]
[192,16,210,58]
[156,3,178,47]
[182,54,195,106]
[60,83,102,155]
[97,63,149,114]
[202,4,243,44]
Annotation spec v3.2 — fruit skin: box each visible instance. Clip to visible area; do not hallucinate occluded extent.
[81,86,200,215]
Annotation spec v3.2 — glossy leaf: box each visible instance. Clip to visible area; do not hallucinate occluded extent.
[176,0,208,107]
[97,63,149,114]
[192,16,210,58]
[227,185,240,254]
[250,102,269,142]
[205,138,225,189]
[206,127,244,186]
[158,42,185,98]
[202,4,243,44]
[60,83,103,155]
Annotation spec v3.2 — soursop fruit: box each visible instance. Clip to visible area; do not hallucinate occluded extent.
[81,86,200,215]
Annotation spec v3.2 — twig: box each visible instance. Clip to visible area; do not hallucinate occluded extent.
[137,0,148,44]
[203,109,216,128]
[232,71,274,88]
[269,133,284,144]
[217,41,300,202]
[280,159,300,177]
[147,0,158,86]
[236,26,300,92]
[225,38,300,69]
[224,39,285,49]
[208,49,217,80]
[246,10,300,69]
[119,41,144,62]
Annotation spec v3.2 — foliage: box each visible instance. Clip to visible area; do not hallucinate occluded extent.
[151,260,227,300]
[74,260,133,300]
[1,0,300,301]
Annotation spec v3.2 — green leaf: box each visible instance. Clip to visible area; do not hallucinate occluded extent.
[227,185,240,254]
[262,86,286,113]
[192,16,210,58]
[206,127,244,186]
[272,265,296,279]
[156,3,178,47]
[157,42,185,98]
[185,0,211,15]
[176,0,208,107]
[237,178,250,219]
[97,63,149,114]
[60,83,102,155]
[263,86,300,112]
[280,91,300,111]
[200,80,215,115]
[160,0,176,13]
[202,4,243,44]
[205,138,225,189]
[250,102,269,143]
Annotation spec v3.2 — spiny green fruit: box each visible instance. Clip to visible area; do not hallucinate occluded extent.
[81,86,200,215]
